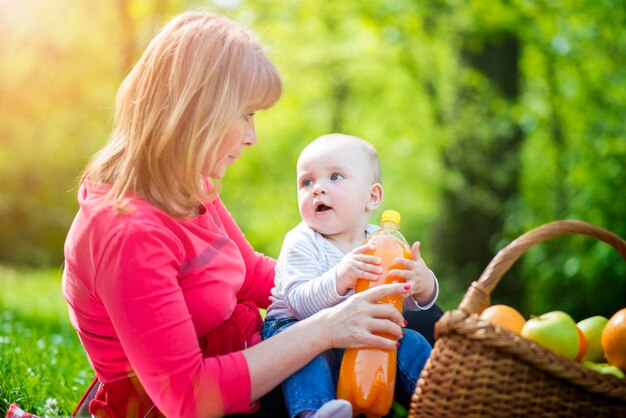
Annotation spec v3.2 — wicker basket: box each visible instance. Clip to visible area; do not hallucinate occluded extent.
[409,220,626,418]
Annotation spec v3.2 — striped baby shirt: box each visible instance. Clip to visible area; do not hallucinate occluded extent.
[265,222,438,321]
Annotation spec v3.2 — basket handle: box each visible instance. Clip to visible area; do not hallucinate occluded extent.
[458,220,626,315]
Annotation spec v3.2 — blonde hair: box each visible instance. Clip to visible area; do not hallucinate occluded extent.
[82,11,282,217]
[312,133,382,184]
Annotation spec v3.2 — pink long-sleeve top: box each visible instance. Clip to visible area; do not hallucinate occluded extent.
[62,181,276,417]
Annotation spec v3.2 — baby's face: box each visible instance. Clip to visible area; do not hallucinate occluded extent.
[296,139,376,236]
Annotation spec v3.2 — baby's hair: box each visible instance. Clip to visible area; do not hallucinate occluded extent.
[312,133,382,184]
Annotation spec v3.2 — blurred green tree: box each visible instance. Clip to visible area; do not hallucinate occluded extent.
[0,0,624,318]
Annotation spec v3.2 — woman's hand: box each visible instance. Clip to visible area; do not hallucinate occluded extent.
[244,283,410,402]
[315,282,411,351]
[389,241,436,306]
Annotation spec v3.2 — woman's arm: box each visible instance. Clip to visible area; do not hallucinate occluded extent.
[96,220,409,415]
[96,222,250,417]
[243,282,411,400]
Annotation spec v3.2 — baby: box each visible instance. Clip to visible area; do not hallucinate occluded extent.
[262,133,438,418]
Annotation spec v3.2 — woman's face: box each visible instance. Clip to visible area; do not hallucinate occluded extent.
[208,113,257,179]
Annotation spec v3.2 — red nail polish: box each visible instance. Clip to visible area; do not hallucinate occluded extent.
[404,284,411,290]
[396,342,400,348]
[403,320,408,326]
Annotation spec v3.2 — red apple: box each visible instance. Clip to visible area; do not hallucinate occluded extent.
[521,311,580,360]
[575,327,586,362]
[577,315,608,362]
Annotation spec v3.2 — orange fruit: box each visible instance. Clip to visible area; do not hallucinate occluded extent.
[480,304,526,334]
[602,308,626,371]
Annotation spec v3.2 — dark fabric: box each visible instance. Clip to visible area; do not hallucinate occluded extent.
[227,386,290,418]
[403,303,444,347]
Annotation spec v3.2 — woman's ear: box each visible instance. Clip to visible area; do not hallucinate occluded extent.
[366,183,383,212]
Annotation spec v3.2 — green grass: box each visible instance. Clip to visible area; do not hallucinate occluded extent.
[0,265,91,417]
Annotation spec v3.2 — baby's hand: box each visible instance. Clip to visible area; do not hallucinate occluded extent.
[335,244,382,295]
[389,242,436,306]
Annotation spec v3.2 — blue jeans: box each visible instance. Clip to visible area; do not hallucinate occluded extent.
[261,317,432,418]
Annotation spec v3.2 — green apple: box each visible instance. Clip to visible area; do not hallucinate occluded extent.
[577,316,608,362]
[521,311,580,360]
[582,361,625,378]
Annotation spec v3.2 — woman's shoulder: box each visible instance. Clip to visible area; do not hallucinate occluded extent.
[66,184,185,279]
[78,181,183,238]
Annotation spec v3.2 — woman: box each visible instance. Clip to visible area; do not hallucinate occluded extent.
[62,11,414,418]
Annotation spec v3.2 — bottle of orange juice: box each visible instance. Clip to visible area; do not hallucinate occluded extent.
[336,210,411,418]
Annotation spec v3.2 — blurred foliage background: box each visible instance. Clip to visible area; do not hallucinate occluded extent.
[1,0,625,320]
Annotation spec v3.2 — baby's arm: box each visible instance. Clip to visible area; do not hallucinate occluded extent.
[277,230,349,319]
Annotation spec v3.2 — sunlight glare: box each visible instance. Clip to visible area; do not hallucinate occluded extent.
[212,0,243,11]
